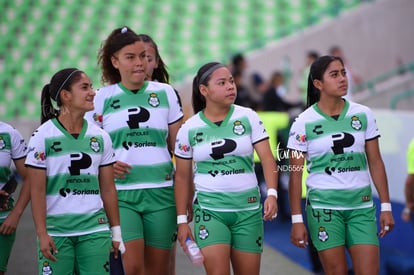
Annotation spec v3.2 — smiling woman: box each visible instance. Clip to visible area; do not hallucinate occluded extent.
[25,68,123,275]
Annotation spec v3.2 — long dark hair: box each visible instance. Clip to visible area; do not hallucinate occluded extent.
[97,26,142,85]
[137,34,170,83]
[40,68,83,124]
[192,62,225,114]
[307,55,344,107]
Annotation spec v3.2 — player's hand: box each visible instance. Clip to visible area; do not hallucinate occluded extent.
[290,223,309,249]
[113,161,131,179]
[263,196,278,221]
[379,211,395,238]
[38,232,58,262]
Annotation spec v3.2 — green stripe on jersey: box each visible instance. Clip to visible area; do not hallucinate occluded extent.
[115,162,173,186]
[47,210,109,236]
[104,82,170,109]
[188,119,253,147]
[308,185,373,209]
[110,128,167,150]
[305,112,368,141]
[196,155,254,175]
[197,187,260,211]
[45,174,99,195]
[308,152,367,173]
[45,134,106,157]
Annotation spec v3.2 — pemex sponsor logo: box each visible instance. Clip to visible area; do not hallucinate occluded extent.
[59,187,99,197]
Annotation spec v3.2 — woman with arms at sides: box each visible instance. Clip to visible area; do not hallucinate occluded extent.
[287,55,394,275]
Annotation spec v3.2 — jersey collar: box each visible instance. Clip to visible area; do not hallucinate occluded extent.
[313,99,349,121]
[199,104,235,127]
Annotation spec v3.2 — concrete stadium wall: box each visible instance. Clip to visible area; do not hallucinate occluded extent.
[175,0,414,108]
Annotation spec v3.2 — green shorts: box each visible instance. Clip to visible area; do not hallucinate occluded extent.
[118,187,176,249]
[0,223,16,272]
[37,231,111,275]
[193,204,264,253]
[306,204,379,251]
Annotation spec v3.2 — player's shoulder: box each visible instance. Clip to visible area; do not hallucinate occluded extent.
[0,121,17,133]
[146,81,174,92]
[346,100,371,113]
[95,84,119,97]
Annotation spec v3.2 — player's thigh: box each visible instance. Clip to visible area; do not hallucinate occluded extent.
[143,206,176,249]
[119,206,144,242]
[231,208,263,253]
[306,205,345,251]
[37,236,75,275]
[231,249,261,275]
[346,206,379,247]
[75,231,112,275]
[193,204,231,248]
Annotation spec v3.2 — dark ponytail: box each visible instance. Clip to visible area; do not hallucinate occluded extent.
[306,55,344,108]
[40,68,83,124]
[192,62,225,114]
[40,84,59,124]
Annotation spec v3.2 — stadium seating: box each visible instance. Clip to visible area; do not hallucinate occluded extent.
[0,0,364,120]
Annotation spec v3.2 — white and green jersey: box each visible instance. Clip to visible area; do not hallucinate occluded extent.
[85,81,183,190]
[287,100,380,210]
[25,118,115,236]
[0,122,27,221]
[174,104,268,212]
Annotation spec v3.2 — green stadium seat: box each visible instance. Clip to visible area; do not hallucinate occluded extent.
[0,0,366,119]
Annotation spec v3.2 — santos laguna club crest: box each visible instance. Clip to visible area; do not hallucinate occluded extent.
[350,115,362,130]
[90,137,101,152]
[318,226,329,242]
[148,93,160,107]
[233,120,245,135]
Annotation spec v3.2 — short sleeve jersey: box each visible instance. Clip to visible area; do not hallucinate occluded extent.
[85,81,183,190]
[25,118,115,236]
[407,138,414,174]
[287,100,380,210]
[174,105,268,211]
[0,122,27,221]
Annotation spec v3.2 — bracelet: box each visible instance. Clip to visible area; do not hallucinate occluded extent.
[291,214,304,224]
[177,214,188,224]
[110,225,122,242]
[380,202,392,212]
[267,188,278,198]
